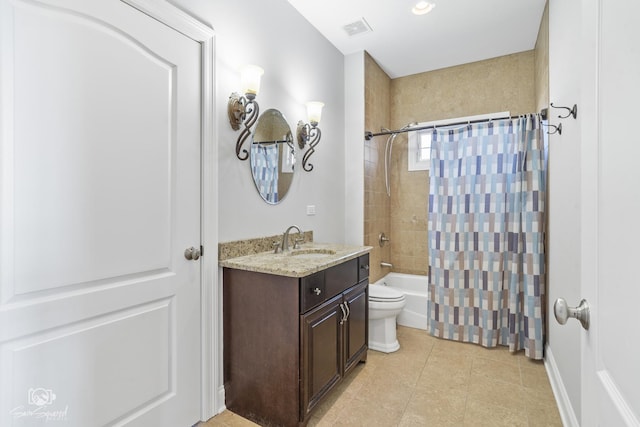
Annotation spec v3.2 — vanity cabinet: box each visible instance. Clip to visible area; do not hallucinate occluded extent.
[300,281,367,417]
[223,254,369,426]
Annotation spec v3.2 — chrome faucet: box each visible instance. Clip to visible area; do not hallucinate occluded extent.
[281,225,302,252]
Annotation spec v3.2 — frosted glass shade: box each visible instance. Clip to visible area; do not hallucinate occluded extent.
[306,102,324,126]
[240,65,264,97]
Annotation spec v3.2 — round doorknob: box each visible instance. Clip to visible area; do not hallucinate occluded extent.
[554,297,590,330]
[184,246,201,261]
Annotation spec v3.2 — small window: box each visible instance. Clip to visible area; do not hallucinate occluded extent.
[408,130,431,171]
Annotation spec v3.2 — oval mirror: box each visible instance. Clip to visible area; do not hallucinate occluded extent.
[250,109,295,204]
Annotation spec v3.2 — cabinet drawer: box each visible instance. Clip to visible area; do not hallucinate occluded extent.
[358,254,370,282]
[325,258,358,298]
[300,270,326,313]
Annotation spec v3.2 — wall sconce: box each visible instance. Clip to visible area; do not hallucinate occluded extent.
[297,101,324,172]
[228,65,264,160]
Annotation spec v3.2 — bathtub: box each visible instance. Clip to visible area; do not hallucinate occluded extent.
[373,273,428,330]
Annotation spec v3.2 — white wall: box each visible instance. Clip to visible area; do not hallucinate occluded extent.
[546,0,582,424]
[169,0,346,243]
[344,52,365,246]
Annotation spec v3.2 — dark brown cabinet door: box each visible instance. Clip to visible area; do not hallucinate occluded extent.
[343,282,368,375]
[301,294,343,418]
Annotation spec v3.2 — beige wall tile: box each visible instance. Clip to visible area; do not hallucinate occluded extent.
[364,53,392,283]
[534,2,550,112]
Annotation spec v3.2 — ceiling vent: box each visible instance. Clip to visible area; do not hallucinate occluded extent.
[342,17,372,37]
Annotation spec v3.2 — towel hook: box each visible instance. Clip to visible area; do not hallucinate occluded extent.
[544,122,562,135]
[550,103,578,120]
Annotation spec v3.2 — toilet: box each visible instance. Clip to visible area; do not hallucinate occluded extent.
[368,284,406,353]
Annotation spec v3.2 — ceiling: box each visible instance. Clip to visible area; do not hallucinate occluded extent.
[287,0,547,79]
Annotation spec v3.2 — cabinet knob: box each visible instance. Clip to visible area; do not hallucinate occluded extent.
[312,287,322,296]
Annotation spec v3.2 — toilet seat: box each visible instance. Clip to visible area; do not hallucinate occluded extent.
[369,284,405,302]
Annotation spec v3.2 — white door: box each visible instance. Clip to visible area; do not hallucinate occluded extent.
[580,0,640,425]
[0,0,203,425]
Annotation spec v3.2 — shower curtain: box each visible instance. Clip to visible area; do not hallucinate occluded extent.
[427,115,546,359]
[250,143,279,203]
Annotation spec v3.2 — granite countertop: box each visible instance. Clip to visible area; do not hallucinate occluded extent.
[218,242,372,278]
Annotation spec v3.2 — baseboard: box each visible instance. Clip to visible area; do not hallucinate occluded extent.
[216,385,226,415]
[544,344,580,427]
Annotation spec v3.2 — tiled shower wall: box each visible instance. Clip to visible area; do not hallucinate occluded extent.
[535,1,550,112]
[365,50,542,279]
[364,53,391,284]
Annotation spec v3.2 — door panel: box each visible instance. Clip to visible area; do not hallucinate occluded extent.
[12,0,175,295]
[6,298,173,426]
[582,0,640,424]
[0,0,202,425]
[301,295,342,417]
[7,1,184,297]
[343,282,368,375]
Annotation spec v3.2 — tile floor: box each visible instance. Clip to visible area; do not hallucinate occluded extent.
[201,326,563,427]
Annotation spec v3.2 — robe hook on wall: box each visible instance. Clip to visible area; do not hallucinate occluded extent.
[550,103,578,120]
[544,122,562,135]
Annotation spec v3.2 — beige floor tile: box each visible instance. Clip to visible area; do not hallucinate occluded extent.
[372,356,425,387]
[526,399,563,427]
[473,345,525,367]
[200,410,259,427]
[471,356,522,386]
[523,385,558,408]
[431,336,483,357]
[520,364,553,392]
[330,398,405,426]
[416,361,472,391]
[400,387,466,426]
[222,327,562,427]
[520,356,546,368]
[464,399,528,427]
[336,364,374,398]
[313,391,356,425]
[352,379,415,411]
[467,375,527,412]
[306,416,335,427]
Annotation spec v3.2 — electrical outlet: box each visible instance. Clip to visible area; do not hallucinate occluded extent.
[306,205,316,215]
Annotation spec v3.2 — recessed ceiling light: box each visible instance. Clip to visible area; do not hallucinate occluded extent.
[412,1,435,15]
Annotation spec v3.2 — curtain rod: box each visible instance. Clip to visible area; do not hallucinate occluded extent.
[364,109,549,141]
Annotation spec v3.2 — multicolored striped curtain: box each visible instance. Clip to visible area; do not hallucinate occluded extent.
[427,115,546,359]
[250,143,279,203]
